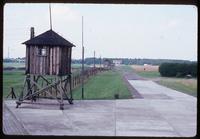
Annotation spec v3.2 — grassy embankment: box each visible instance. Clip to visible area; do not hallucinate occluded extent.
[131,65,197,97]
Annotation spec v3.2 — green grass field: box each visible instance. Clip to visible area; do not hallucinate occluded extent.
[3,69,132,99]
[3,62,25,68]
[72,70,132,99]
[136,71,161,78]
[3,70,25,98]
[118,65,135,73]
[156,78,197,97]
[3,62,87,68]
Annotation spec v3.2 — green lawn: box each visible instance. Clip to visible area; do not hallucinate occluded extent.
[72,70,132,99]
[3,70,25,98]
[118,65,135,73]
[3,62,87,68]
[3,69,132,100]
[72,64,90,68]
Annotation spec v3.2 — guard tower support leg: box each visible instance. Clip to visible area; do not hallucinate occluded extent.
[59,76,64,110]
[69,74,73,104]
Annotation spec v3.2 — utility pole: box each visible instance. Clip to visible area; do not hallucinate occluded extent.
[49,4,52,30]
[100,55,101,68]
[94,51,95,68]
[81,16,84,99]
[8,46,9,59]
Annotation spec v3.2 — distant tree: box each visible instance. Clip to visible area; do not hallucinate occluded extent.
[159,62,197,77]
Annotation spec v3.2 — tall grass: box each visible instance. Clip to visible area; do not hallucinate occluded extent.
[156,78,197,97]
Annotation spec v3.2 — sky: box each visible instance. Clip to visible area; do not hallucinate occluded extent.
[3,4,197,61]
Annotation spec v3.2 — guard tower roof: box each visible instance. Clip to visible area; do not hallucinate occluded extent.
[22,29,75,47]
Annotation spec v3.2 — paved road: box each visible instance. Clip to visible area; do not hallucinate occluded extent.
[3,102,29,135]
[127,80,197,137]
[3,80,197,137]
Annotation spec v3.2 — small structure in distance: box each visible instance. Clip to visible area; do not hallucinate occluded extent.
[113,59,122,66]
[103,59,114,69]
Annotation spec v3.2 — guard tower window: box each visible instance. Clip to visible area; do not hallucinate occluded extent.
[38,48,47,56]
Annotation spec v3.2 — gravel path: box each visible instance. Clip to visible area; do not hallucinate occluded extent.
[115,66,144,98]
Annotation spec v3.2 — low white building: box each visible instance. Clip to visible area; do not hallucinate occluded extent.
[113,59,122,66]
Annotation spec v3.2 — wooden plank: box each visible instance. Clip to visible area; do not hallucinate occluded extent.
[62,47,65,75]
[65,47,68,74]
[53,47,55,75]
[65,48,68,75]
[37,47,40,74]
[42,55,44,75]
[56,47,60,75]
[57,46,59,75]
[69,48,72,74]
[43,46,46,74]
[31,46,34,74]
[60,48,63,75]
[51,47,53,75]
[47,47,50,74]
[25,46,29,74]
[52,47,54,74]
[29,46,32,74]
[33,46,35,74]
[35,46,37,74]
[59,47,62,75]
[50,47,52,75]
[40,54,42,75]
[62,48,65,75]
[35,46,38,74]
[53,47,56,75]
[42,46,44,75]
[56,46,59,75]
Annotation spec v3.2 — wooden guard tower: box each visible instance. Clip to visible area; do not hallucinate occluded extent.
[16,27,75,110]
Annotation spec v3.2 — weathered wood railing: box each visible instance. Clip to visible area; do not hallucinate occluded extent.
[71,67,107,90]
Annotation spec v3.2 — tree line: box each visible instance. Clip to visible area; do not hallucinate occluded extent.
[4,57,194,66]
[159,62,197,77]
[72,58,193,65]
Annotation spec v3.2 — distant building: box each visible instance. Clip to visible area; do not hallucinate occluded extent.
[103,59,113,69]
[16,58,25,63]
[113,59,122,66]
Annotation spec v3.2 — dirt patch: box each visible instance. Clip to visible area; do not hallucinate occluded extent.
[121,76,143,99]
[132,65,159,72]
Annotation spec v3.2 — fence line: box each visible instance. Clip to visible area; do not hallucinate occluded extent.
[71,67,107,89]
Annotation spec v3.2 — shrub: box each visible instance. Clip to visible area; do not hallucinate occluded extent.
[17,67,26,70]
[3,67,16,70]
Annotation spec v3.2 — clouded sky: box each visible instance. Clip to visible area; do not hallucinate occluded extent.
[3,4,197,61]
